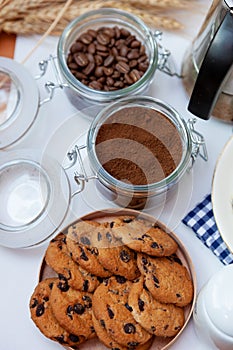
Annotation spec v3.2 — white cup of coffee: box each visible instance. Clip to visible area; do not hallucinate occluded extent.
[193,264,233,349]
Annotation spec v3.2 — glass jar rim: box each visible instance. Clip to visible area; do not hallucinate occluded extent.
[87,96,192,195]
[57,8,158,103]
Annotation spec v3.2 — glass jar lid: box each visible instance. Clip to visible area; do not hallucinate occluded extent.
[0,57,39,149]
[0,149,71,248]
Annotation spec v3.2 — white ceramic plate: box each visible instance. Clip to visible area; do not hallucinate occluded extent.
[212,135,233,253]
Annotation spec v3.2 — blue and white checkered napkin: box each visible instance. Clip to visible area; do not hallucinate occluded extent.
[182,194,233,265]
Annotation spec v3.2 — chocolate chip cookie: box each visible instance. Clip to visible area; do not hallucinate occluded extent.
[50,280,96,339]
[92,312,154,350]
[137,254,194,307]
[29,278,85,348]
[128,277,185,337]
[92,276,152,347]
[45,233,101,292]
[67,220,139,280]
[66,221,112,277]
[111,216,178,256]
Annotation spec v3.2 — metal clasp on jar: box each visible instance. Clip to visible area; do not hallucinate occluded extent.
[153,30,182,78]
[64,144,97,196]
[34,54,68,106]
[187,118,208,167]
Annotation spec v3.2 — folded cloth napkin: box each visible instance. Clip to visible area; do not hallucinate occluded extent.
[182,194,233,265]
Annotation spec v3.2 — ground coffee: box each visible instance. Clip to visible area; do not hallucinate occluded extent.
[95,107,183,186]
[67,26,149,91]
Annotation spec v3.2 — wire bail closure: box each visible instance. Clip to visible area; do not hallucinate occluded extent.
[65,145,97,197]
[35,54,68,106]
[153,30,182,78]
[187,118,208,167]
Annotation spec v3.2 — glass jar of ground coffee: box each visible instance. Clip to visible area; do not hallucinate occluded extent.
[78,96,207,209]
[57,8,158,112]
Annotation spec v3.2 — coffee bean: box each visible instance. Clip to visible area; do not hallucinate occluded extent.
[106,77,114,86]
[97,32,110,45]
[96,43,108,52]
[115,61,130,74]
[129,69,141,82]
[95,66,104,77]
[80,33,93,45]
[95,55,103,66]
[103,27,115,38]
[121,28,130,37]
[131,40,141,48]
[67,25,149,91]
[87,29,97,38]
[103,67,114,76]
[74,53,89,67]
[116,55,128,63]
[70,41,84,53]
[120,45,128,57]
[83,62,95,75]
[88,43,96,54]
[89,81,102,90]
[127,49,140,60]
[86,53,95,62]
[104,55,114,67]
[68,62,78,70]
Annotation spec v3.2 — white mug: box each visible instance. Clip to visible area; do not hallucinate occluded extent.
[193,264,233,349]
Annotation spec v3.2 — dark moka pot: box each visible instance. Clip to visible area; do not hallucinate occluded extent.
[182,0,233,122]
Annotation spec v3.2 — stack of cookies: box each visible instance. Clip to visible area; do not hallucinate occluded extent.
[29,216,194,350]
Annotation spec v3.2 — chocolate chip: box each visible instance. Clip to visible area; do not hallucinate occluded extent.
[107,306,114,319]
[82,280,89,291]
[58,279,70,292]
[123,218,133,223]
[80,236,91,245]
[125,303,133,312]
[120,249,131,263]
[151,242,159,248]
[36,303,44,317]
[152,275,160,288]
[66,305,73,319]
[30,298,38,308]
[82,295,92,308]
[80,247,88,261]
[124,323,136,334]
[106,232,112,242]
[116,275,126,284]
[138,298,145,311]
[127,341,139,347]
[55,335,65,344]
[100,319,105,327]
[69,334,80,343]
[73,303,85,315]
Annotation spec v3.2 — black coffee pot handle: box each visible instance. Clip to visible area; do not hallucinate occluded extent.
[188,10,233,120]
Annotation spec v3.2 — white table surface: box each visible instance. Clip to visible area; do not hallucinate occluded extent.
[1,1,232,349]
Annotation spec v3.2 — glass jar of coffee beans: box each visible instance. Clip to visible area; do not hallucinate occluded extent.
[57,8,158,112]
